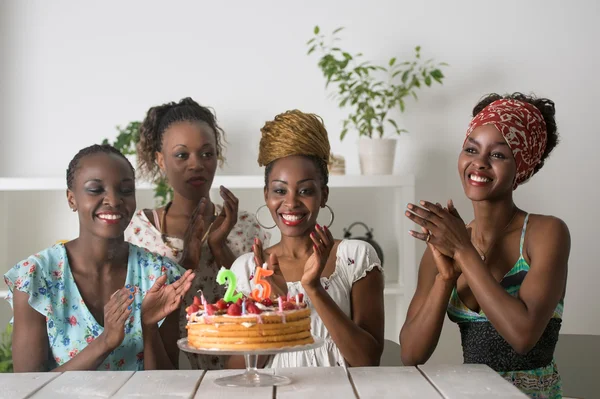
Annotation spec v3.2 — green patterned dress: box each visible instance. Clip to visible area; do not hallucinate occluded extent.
[447,214,563,399]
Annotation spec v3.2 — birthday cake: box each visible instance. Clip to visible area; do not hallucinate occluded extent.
[186,295,313,350]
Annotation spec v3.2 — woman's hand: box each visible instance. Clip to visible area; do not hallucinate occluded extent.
[406,200,472,259]
[425,224,462,282]
[141,269,195,327]
[207,186,239,250]
[253,238,288,297]
[301,224,335,289]
[181,198,207,267]
[99,287,135,350]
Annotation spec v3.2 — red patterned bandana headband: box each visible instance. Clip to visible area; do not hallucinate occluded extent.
[465,99,547,190]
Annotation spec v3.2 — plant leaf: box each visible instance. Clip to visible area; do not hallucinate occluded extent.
[430,69,444,79]
[401,70,410,83]
[389,57,396,66]
[340,128,348,140]
[425,75,432,86]
[314,26,320,35]
[333,27,344,34]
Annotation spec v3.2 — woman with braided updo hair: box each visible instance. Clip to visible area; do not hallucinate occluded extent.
[124,97,269,370]
[230,110,385,368]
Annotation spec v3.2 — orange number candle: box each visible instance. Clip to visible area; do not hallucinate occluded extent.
[251,264,274,301]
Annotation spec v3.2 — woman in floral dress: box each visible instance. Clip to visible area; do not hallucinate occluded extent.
[125,98,269,369]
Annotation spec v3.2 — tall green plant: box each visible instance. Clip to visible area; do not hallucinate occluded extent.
[102,122,173,206]
[0,324,13,373]
[308,26,447,139]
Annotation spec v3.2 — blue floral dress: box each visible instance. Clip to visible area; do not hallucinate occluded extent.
[3,243,184,371]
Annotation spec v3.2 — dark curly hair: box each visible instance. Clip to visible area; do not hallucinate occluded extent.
[472,92,558,175]
[66,144,134,190]
[137,97,225,182]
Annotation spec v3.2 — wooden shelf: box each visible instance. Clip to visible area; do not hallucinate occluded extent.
[0,175,414,191]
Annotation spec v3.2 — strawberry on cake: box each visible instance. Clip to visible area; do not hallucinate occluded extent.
[185,294,313,350]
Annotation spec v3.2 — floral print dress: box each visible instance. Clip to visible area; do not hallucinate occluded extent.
[125,205,270,369]
[3,243,184,371]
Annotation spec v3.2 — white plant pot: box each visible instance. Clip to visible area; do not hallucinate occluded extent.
[358,137,397,175]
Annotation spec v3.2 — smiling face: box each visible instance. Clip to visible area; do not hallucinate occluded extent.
[156,121,218,201]
[264,155,329,237]
[67,152,136,239]
[458,124,517,201]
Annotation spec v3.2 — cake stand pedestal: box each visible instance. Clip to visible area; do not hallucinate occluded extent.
[177,337,324,387]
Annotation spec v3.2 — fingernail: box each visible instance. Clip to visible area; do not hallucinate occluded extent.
[129,295,133,300]
[316,224,321,229]
[420,200,425,206]
[407,204,413,210]
[126,284,131,288]
[127,305,132,310]
[323,225,328,231]
[252,244,255,251]
[130,287,135,292]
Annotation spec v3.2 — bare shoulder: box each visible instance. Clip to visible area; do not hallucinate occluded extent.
[527,214,570,241]
[525,213,571,263]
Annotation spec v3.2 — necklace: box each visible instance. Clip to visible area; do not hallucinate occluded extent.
[160,201,219,258]
[472,209,519,262]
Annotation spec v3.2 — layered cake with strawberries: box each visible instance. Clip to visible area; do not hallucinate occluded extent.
[185,295,313,350]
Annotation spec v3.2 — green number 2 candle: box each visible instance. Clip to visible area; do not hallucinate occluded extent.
[216,268,243,303]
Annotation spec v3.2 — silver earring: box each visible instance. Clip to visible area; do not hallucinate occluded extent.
[255,204,276,229]
[323,204,335,228]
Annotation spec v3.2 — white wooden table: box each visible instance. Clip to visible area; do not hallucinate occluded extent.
[0,365,527,398]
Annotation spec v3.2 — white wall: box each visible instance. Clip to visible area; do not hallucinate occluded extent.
[1,0,599,341]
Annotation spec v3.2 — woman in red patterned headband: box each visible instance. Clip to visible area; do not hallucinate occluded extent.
[401,93,569,398]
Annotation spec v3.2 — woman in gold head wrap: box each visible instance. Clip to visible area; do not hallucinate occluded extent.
[231,110,385,368]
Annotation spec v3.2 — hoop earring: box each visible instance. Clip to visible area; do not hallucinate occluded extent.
[255,204,276,229]
[323,204,335,228]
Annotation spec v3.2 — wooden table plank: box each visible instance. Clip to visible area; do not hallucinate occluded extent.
[418,364,528,399]
[349,367,442,399]
[274,367,356,399]
[112,370,204,398]
[0,372,61,399]
[30,370,134,398]
[194,369,273,398]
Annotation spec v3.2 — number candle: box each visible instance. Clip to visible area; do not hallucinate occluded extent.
[251,265,274,301]
[216,267,243,303]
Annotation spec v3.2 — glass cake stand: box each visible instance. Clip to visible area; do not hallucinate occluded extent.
[177,337,324,387]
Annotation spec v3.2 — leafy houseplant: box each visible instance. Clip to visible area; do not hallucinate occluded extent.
[307,26,447,174]
[308,26,446,139]
[102,122,173,206]
[0,324,13,373]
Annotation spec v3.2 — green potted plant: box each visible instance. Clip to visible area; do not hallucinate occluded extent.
[308,26,447,174]
[102,122,173,206]
[0,324,13,373]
